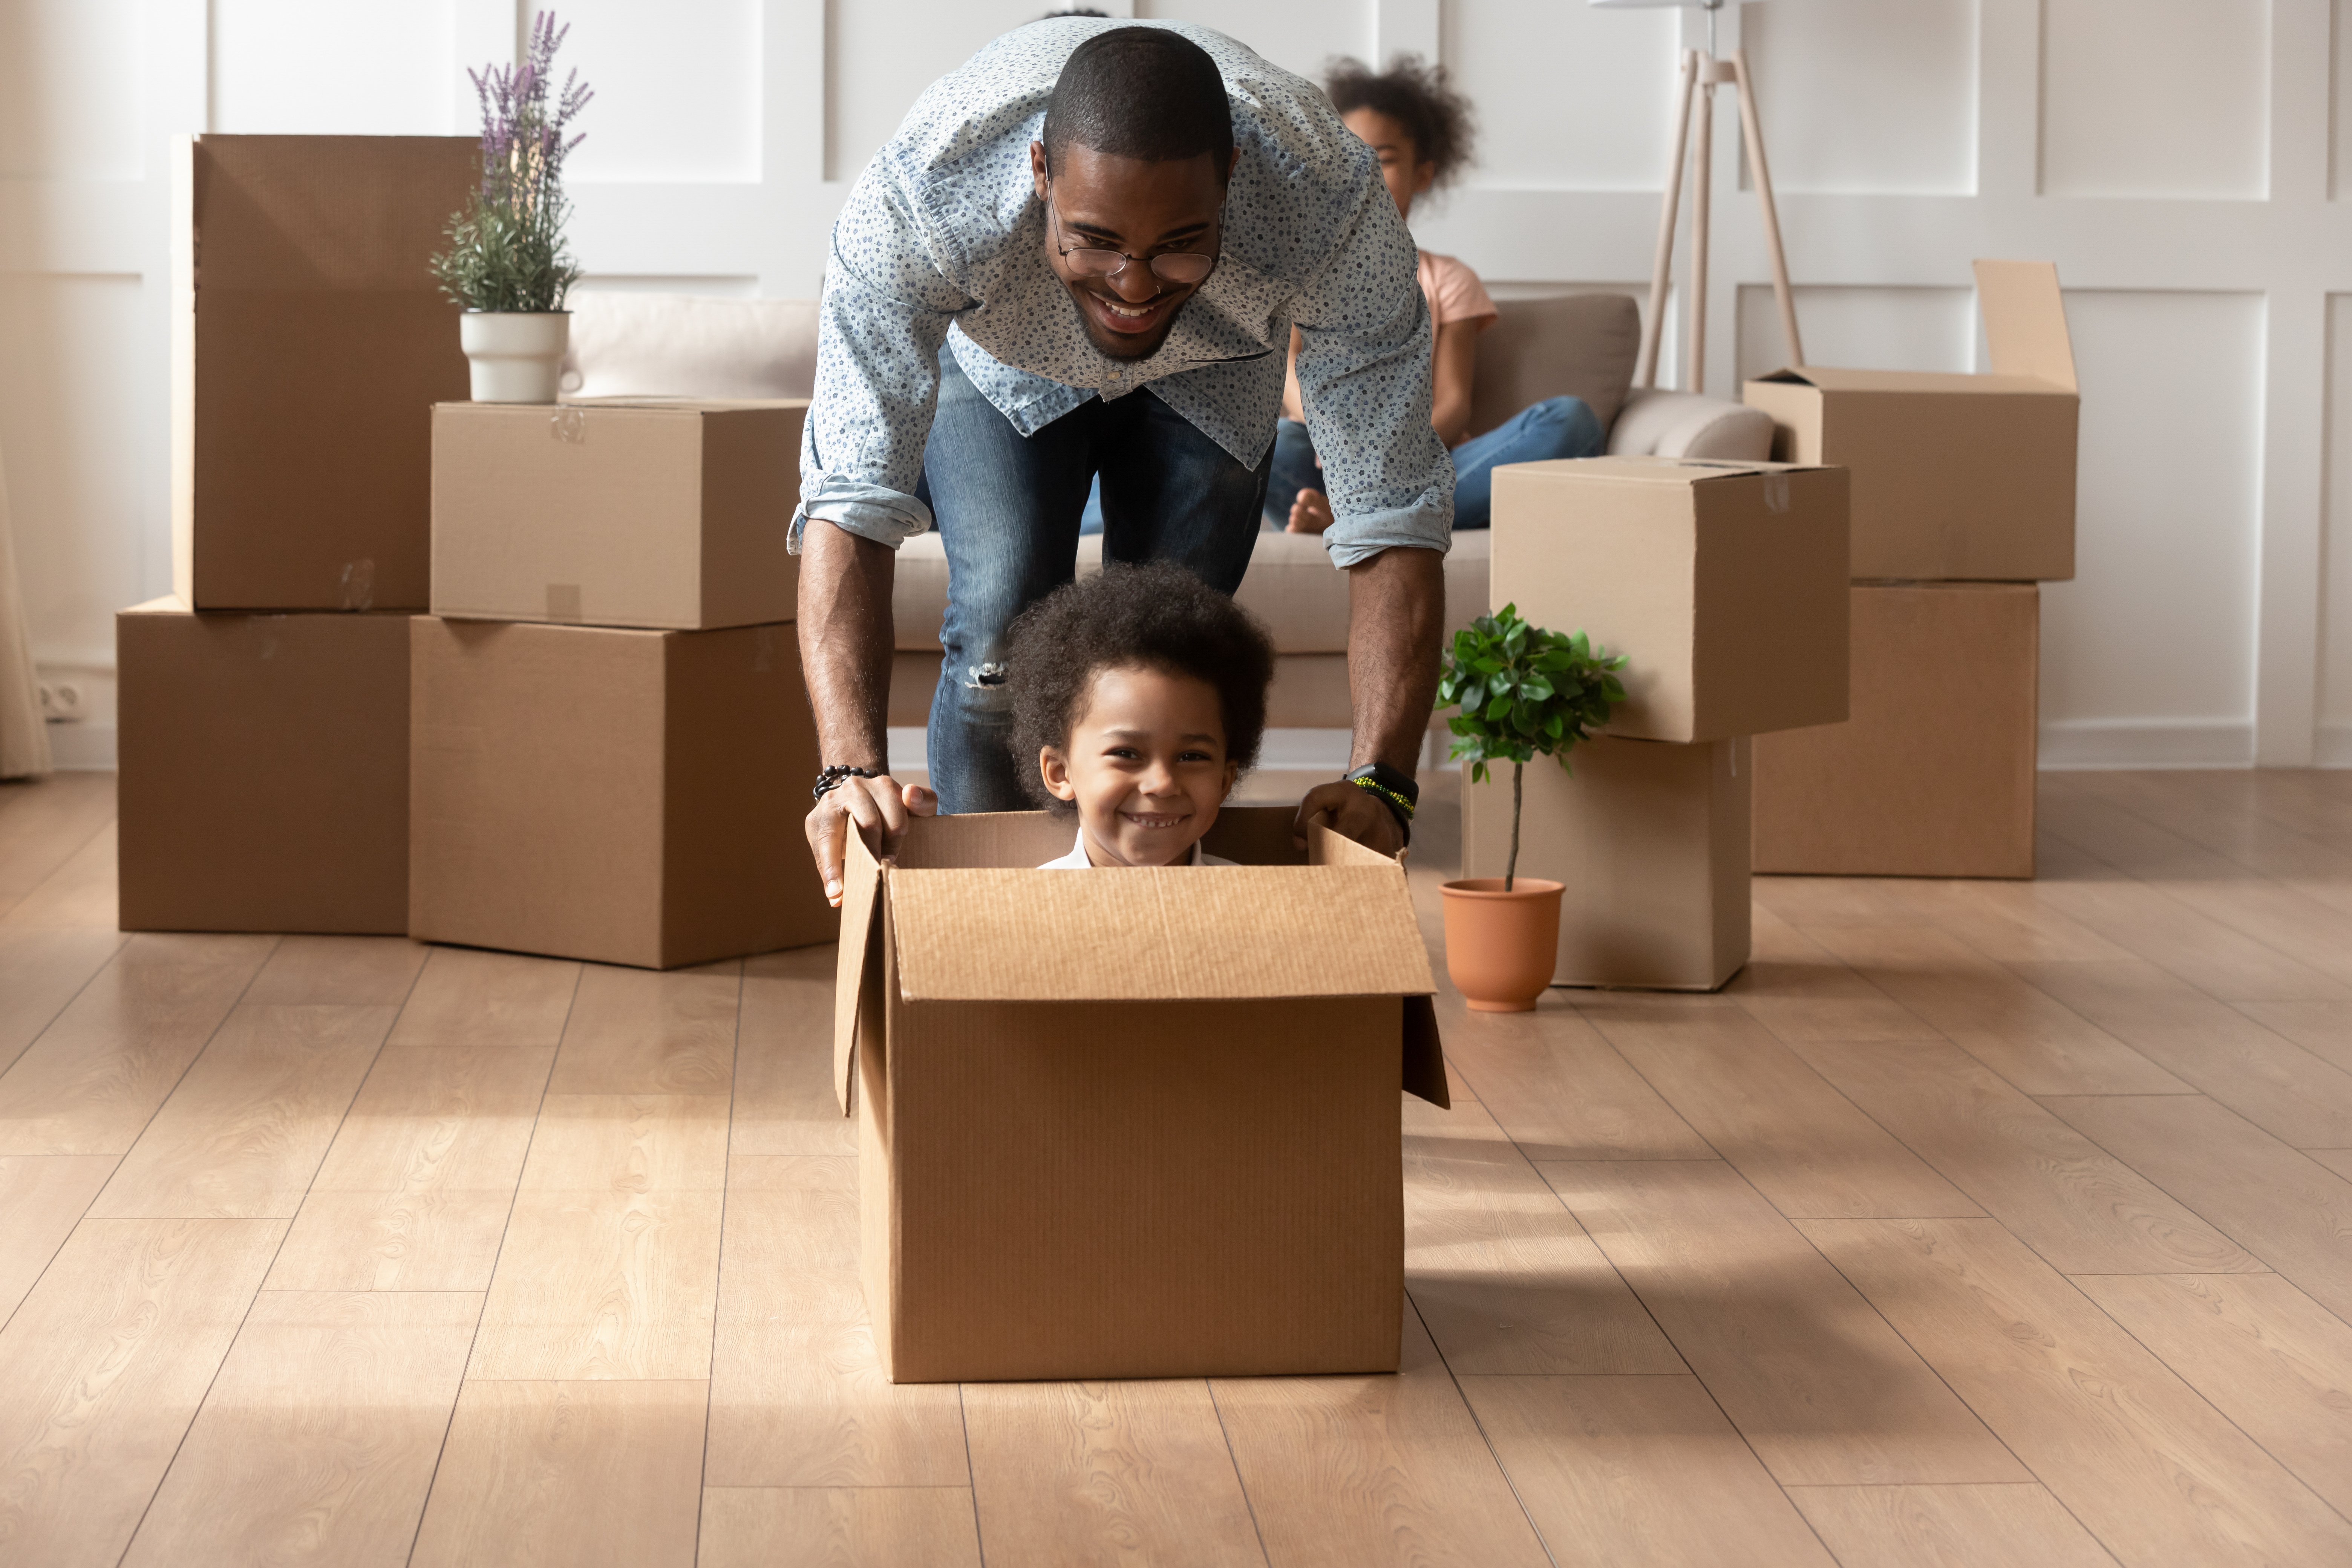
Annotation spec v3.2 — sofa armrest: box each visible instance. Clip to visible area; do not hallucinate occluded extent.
[1606,388,1776,462]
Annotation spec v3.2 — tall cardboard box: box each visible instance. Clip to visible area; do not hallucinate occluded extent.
[1753,584,2038,879]
[173,135,477,611]
[118,598,409,933]
[432,399,805,628]
[1463,738,1751,992]
[408,617,834,968]
[1743,260,2079,581]
[1488,457,1850,742]
[834,809,1447,1383]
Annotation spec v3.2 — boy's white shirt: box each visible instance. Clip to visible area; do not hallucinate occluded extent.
[1040,827,1237,869]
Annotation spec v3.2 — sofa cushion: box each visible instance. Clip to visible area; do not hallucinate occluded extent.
[1467,293,1641,440]
[1606,388,1776,461]
[559,292,819,400]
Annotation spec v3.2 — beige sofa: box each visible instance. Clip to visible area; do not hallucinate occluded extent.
[564,289,1773,729]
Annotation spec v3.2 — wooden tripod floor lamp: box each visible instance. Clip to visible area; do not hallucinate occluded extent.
[1592,0,1803,391]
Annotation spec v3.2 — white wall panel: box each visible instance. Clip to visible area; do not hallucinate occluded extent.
[2041,291,2264,752]
[0,0,144,178]
[1734,283,1973,384]
[1742,0,1976,196]
[1444,0,1678,191]
[211,0,459,135]
[826,1,1050,183]
[2040,0,2269,199]
[2321,294,2352,757]
[534,2,762,182]
[1138,1,1372,82]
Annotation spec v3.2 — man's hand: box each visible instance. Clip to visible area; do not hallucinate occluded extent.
[807,775,938,907]
[1294,779,1404,856]
[1291,544,1444,857]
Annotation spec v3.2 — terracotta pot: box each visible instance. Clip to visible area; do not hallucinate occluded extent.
[1440,878,1563,1012]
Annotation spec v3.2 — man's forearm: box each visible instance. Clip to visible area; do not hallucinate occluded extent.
[1344,545,1446,775]
[796,518,897,770]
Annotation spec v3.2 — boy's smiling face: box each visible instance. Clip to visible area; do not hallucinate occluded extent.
[1041,664,1239,867]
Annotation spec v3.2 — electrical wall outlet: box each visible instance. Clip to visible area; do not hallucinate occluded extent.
[37,681,87,723]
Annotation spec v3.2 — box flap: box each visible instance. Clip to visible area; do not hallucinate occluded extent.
[1749,365,2064,396]
[833,830,886,1114]
[889,861,1434,1002]
[1403,994,1450,1109]
[556,395,811,413]
[1508,455,1827,488]
[1974,259,2076,394]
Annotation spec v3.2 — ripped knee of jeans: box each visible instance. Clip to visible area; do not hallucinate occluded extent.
[963,660,1007,690]
[958,659,1014,715]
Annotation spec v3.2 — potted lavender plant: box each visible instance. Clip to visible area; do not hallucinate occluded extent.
[432,13,592,403]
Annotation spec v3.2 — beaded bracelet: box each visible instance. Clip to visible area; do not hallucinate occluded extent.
[1349,775,1414,845]
[812,764,885,802]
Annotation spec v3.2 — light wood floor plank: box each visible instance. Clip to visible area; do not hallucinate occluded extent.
[2070,770,2352,919]
[1784,1484,2117,1567]
[267,1187,522,1294]
[1793,922,2190,1095]
[1457,1374,1835,1566]
[0,773,118,918]
[0,819,116,930]
[1728,908,1944,1044]
[1436,990,1713,1161]
[1212,1304,1551,1567]
[2039,1095,2352,1321]
[0,951,266,1156]
[732,947,856,1158]
[243,936,430,1006]
[2311,1148,2352,1179]
[1777,1036,2264,1274]
[0,928,125,1075]
[1403,1099,1684,1374]
[0,1217,285,1568]
[409,1379,708,1568]
[705,1156,969,1487]
[2073,1272,2352,1521]
[1539,1159,2026,1485]
[386,946,580,1050]
[2235,999,2352,1076]
[2015,853,2352,1004]
[962,1378,1268,1568]
[548,961,740,1096]
[696,1487,981,1568]
[90,1003,397,1219]
[1577,995,1981,1219]
[119,1289,482,1568]
[0,1154,116,1322]
[2013,959,2352,1148]
[1798,1216,2352,1566]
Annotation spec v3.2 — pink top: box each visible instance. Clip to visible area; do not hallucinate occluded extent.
[1417,251,1498,332]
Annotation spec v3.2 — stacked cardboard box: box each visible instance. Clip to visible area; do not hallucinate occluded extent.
[1468,457,1852,990]
[119,136,477,933]
[417,397,835,967]
[1742,260,2078,879]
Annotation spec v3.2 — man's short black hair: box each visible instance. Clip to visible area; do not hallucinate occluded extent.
[1006,560,1276,815]
[1041,26,1233,176]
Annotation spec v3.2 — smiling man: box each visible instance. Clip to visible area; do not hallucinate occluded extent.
[796,19,1452,901]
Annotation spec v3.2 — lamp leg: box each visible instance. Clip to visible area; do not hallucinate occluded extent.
[1688,71,1713,394]
[1639,50,1701,390]
[1732,49,1803,369]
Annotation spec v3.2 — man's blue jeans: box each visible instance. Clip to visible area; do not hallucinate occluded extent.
[1262,394,1605,530]
[919,346,1270,813]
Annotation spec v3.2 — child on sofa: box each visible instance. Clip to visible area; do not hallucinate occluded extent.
[1274,56,1606,534]
[1008,560,1276,868]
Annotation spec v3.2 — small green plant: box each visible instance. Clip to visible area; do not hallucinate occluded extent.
[431,13,591,313]
[1436,603,1625,890]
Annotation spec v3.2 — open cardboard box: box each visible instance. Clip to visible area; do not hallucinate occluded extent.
[1490,456,1849,743]
[832,807,1447,1383]
[431,398,804,629]
[1743,260,2078,582]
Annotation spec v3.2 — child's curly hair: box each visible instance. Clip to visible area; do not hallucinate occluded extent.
[1325,54,1477,188]
[1005,561,1277,815]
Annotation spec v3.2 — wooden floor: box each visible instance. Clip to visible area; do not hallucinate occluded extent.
[4,770,2352,1565]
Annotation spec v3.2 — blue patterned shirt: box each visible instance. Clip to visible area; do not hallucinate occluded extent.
[792,16,1453,569]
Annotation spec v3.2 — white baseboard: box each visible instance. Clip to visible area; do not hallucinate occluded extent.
[2037,719,2254,770]
[2318,723,2352,769]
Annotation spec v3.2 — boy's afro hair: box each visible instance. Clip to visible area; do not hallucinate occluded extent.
[1005,560,1277,815]
[1325,54,1476,189]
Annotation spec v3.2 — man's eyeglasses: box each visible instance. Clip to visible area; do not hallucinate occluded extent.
[1048,195,1218,286]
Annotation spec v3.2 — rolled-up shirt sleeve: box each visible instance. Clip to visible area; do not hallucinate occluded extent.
[790,157,974,553]
[1290,180,1454,569]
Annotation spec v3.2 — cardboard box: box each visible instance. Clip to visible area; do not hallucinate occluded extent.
[117,598,409,933]
[1753,583,2038,879]
[431,398,805,629]
[832,808,1448,1383]
[1490,456,1850,743]
[1743,260,2079,582]
[172,135,478,611]
[409,617,834,968]
[1463,737,1752,991]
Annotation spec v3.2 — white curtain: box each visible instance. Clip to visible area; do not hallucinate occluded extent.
[0,445,54,779]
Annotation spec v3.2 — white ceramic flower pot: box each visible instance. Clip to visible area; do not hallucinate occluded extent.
[459,310,571,403]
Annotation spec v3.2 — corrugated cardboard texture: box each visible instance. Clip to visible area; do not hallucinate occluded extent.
[430,399,803,629]
[1464,737,1752,991]
[1490,457,1849,743]
[172,135,477,612]
[1743,260,2078,583]
[1753,583,2038,879]
[408,617,834,968]
[118,598,409,934]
